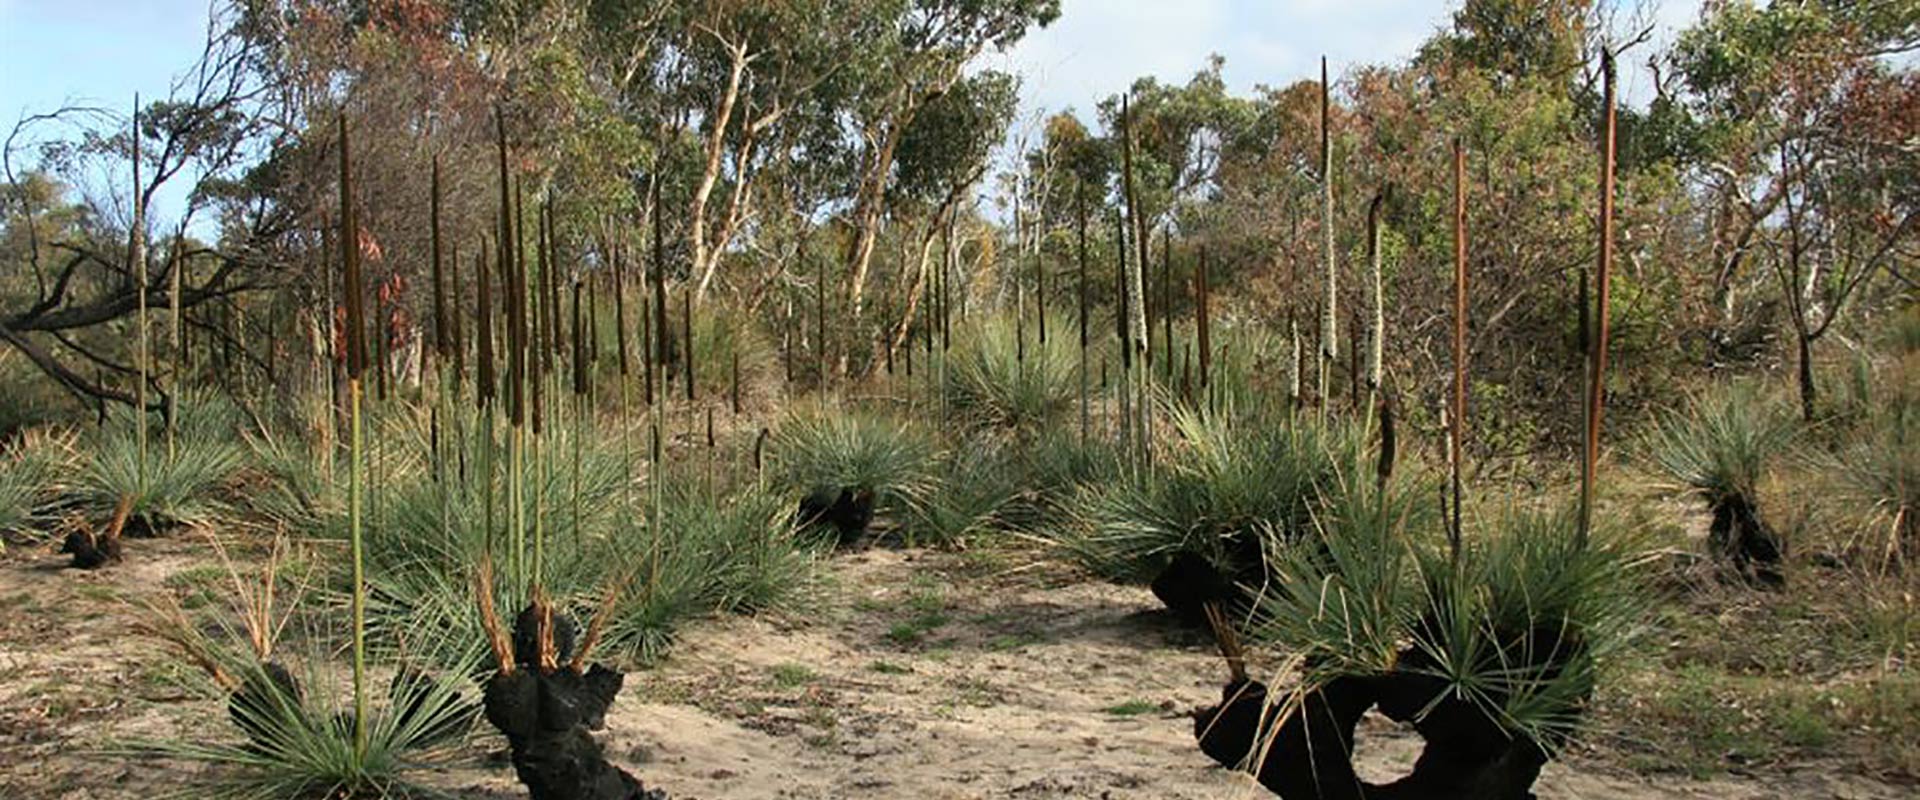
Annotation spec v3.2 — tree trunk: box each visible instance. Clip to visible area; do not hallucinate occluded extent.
[1797,330,1816,423]
[689,40,749,306]
[842,121,905,375]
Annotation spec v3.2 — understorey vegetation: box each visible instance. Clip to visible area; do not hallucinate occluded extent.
[0,1,1914,798]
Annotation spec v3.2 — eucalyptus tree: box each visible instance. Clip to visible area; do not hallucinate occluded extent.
[1,12,278,414]
[838,0,1061,375]
[1092,58,1255,248]
[1668,0,1919,421]
[880,70,1020,362]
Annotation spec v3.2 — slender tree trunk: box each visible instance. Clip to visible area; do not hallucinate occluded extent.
[843,116,907,375]
[691,41,749,304]
[1319,56,1338,420]
[1796,330,1816,423]
[1120,96,1151,461]
[1077,191,1089,444]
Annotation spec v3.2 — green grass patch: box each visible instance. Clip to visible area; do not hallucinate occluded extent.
[771,663,817,688]
[885,610,950,646]
[1102,699,1158,716]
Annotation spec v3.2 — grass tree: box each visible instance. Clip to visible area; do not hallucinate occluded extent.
[1644,383,1796,584]
[130,530,477,799]
[1191,57,1650,798]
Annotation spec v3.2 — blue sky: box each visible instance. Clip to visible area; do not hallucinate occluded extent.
[1,0,1705,231]
[1,0,221,227]
[990,0,1705,141]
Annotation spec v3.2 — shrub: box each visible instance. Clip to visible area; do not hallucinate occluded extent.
[0,428,77,538]
[283,402,820,668]
[1407,506,1653,747]
[1642,382,1796,582]
[1056,408,1361,585]
[1252,461,1434,675]
[129,537,477,799]
[80,391,247,534]
[1642,382,1796,506]
[1256,497,1651,751]
[1824,390,1918,567]
[768,402,939,527]
[941,315,1080,432]
[907,442,1023,546]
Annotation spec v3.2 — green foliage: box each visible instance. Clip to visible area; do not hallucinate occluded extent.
[1056,408,1360,583]
[256,401,820,669]
[685,305,777,401]
[125,538,475,799]
[573,474,824,663]
[1170,320,1285,415]
[1889,308,1920,354]
[244,419,343,536]
[1421,0,1587,81]
[769,402,939,520]
[1406,506,1653,747]
[0,349,80,435]
[907,443,1022,546]
[1642,382,1797,504]
[1261,489,1651,751]
[1254,464,1435,676]
[1822,372,1919,563]
[81,391,247,531]
[0,428,76,536]
[655,479,820,617]
[894,70,1021,206]
[905,425,1127,547]
[132,629,474,798]
[941,314,1080,432]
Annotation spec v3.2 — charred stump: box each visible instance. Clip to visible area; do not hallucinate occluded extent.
[1151,531,1268,629]
[1192,631,1578,800]
[1707,494,1783,587]
[482,605,667,800]
[796,487,876,546]
[1151,552,1239,629]
[1193,676,1373,800]
[64,495,133,569]
[1370,673,1549,800]
[61,526,122,569]
[228,660,304,749]
[120,513,176,539]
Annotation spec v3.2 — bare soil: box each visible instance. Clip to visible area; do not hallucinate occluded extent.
[0,540,1907,799]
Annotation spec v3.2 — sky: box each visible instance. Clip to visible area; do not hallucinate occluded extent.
[1,0,222,227]
[987,0,1706,146]
[0,0,1707,231]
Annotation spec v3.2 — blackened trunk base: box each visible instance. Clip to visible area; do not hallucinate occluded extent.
[483,606,668,800]
[1193,672,1557,800]
[797,487,875,546]
[484,668,664,800]
[62,529,121,569]
[1709,495,1783,587]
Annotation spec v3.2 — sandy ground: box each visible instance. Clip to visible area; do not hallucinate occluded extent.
[0,539,1908,799]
